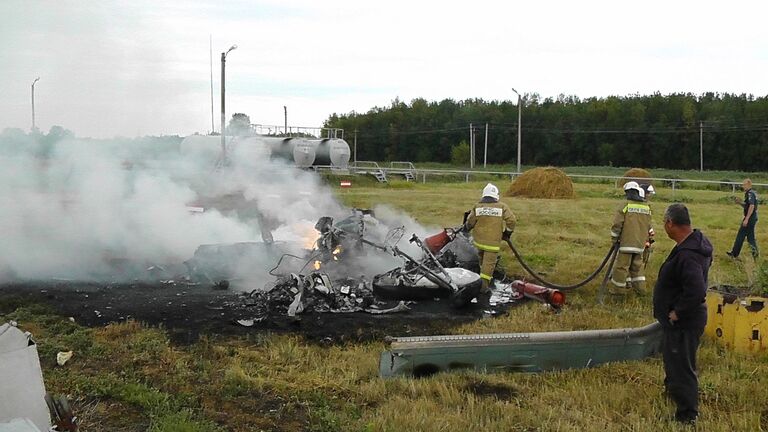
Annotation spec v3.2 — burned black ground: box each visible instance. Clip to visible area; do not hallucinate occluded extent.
[0,281,525,345]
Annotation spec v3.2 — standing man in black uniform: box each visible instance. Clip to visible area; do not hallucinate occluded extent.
[727,178,759,259]
[653,203,712,424]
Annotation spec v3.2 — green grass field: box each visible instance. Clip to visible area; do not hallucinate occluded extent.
[2,180,767,431]
[411,163,768,185]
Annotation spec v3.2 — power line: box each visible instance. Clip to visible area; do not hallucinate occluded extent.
[353,123,768,139]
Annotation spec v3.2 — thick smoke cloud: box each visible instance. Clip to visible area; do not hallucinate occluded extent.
[0,131,432,288]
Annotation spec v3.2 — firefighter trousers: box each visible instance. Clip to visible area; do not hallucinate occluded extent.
[477,250,497,293]
[611,252,645,292]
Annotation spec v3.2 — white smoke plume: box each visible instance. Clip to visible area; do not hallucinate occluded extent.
[0,132,434,288]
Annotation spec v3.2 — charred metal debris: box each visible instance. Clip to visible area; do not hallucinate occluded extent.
[218,208,565,322]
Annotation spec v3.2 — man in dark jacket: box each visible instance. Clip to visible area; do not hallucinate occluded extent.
[652,203,712,424]
[727,178,759,259]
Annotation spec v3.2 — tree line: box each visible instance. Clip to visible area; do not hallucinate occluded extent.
[323,93,768,171]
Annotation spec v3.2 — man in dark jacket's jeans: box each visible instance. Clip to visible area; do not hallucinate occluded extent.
[653,203,712,424]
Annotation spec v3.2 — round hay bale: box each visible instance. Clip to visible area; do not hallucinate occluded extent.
[506,167,574,199]
[617,167,652,188]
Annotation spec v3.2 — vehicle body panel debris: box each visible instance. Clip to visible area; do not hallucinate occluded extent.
[365,301,411,315]
[379,322,662,378]
[0,322,53,431]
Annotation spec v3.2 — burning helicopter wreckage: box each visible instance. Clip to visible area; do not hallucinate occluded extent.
[184,208,565,324]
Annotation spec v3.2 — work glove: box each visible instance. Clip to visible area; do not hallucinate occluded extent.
[502,230,512,241]
[642,245,653,264]
[642,238,655,265]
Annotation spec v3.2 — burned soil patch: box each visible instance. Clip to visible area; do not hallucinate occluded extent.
[203,394,310,432]
[0,282,523,345]
[463,380,520,401]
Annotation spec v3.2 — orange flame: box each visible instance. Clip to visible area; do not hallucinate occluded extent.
[289,222,320,249]
[313,260,322,270]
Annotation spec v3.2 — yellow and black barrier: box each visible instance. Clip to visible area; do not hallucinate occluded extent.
[705,289,768,353]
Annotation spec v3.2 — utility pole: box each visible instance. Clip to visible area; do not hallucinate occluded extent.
[220,44,237,163]
[210,35,214,133]
[284,106,288,136]
[31,77,40,132]
[353,129,358,165]
[483,122,489,168]
[699,121,703,172]
[469,123,474,169]
[512,88,522,173]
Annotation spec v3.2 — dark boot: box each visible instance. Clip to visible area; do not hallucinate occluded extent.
[450,283,481,308]
[476,291,492,309]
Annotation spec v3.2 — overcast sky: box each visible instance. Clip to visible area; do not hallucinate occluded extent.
[1,0,766,138]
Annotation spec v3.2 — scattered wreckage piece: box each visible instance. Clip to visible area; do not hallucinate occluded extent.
[185,241,302,287]
[0,418,43,432]
[372,229,484,306]
[379,322,662,378]
[373,267,480,301]
[510,280,566,308]
[0,322,50,430]
[365,301,410,315]
[45,395,78,432]
[427,228,480,273]
[312,209,391,263]
[247,211,563,320]
[0,322,78,432]
[244,272,413,320]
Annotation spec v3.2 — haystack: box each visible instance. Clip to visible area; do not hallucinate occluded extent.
[617,168,652,188]
[506,167,574,199]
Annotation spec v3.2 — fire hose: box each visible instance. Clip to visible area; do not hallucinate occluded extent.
[505,238,619,291]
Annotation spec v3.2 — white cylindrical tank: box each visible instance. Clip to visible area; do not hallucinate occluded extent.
[181,134,332,168]
[268,137,294,161]
[292,138,316,167]
[231,137,271,161]
[312,138,351,167]
[267,137,316,167]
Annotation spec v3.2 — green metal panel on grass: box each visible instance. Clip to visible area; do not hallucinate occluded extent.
[379,322,662,378]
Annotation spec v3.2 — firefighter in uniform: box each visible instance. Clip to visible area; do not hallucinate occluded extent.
[610,181,653,294]
[465,183,516,307]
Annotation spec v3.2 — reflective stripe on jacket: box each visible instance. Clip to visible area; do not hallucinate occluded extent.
[611,201,652,253]
[466,200,516,250]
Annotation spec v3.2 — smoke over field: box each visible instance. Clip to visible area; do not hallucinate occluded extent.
[0,132,392,284]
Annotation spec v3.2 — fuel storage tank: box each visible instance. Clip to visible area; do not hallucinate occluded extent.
[268,137,316,167]
[180,135,271,163]
[311,138,351,167]
[179,134,349,168]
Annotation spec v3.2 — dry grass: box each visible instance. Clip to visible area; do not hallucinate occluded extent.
[2,181,768,431]
[506,166,575,199]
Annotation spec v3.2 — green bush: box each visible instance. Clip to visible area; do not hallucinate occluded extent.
[450,141,470,166]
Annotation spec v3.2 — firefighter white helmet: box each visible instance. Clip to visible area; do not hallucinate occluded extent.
[623,181,645,199]
[482,183,500,200]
